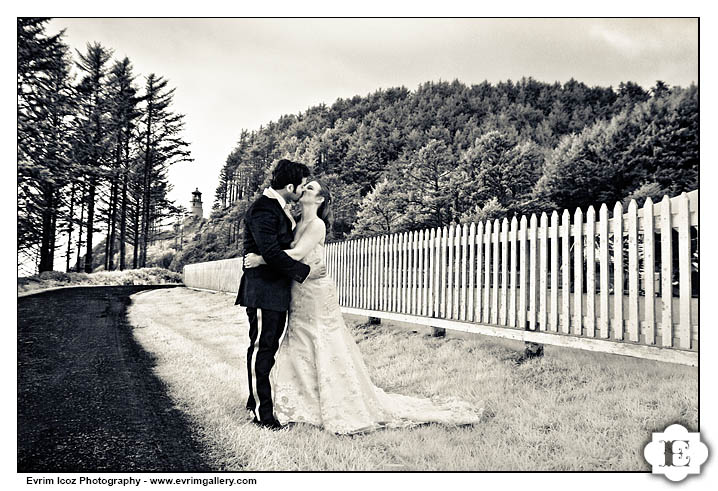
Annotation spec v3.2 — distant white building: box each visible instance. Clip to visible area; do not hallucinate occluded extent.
[191,188,203,218]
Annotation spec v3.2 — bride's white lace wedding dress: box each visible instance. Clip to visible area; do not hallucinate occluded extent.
[270,241,483,434]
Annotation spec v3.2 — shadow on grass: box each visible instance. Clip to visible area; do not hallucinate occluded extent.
[18,286,214,472]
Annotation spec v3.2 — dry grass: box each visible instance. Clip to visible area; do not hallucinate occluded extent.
[17,268,183,295]
[127,287,697,471]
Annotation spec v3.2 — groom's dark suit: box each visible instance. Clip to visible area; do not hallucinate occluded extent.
[236,194,310,424]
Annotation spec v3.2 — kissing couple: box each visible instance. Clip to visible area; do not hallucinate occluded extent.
[236,159,483,434]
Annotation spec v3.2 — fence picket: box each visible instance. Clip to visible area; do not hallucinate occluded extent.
[345,240,356,306]
[373,236,380,310]
[356,239,362,309]
[347,240,352,307]
[440,227,447,318]
[337,242,342,305]
[373,236,378,310]
[509,217,518,327]
[347,240,353,308]
[461,224,468,321]
[344,240,350,307]
[411,230,424,315]
[419,231,424,315]
[427,228,435,317]
[333,243,340,304]
[476,222,484,323]
[364,238,370,310]
[385,235,391,312]
[326,242,332,279]
[491,219,500,325]
[643,198,656,344]
[377,236,384,311]
[396,233,402,313]
[468,223,476,323]
[627,200,639,342]
[354,239,359,309]
[419,229,426,317]
[364,237,375,309]
[613,202,624,340]
[415,230,422,316]
[362,238,368,310]
[444,226,452,318]
[574,208,584,336]
[562,209,571,335]
[660,196,673,347]
[539,212,548,331]
[550,211,559,332]
[483,221,492,324]
[370,237,376,310]
[519,216,527,330]
[500,218,509,326]
[454,224,462,320]
[388,234,395,312]
[432,227,443,317]
[404,232,411,314]
[355,239,361,309]
[403,233,409,314]
[677,193,691,349]
[407,231,414,315]
[599,204,609,338]
[365,238,371,310]
[491,219,500,324]
[586,206,596,338]
[529,214,538,331]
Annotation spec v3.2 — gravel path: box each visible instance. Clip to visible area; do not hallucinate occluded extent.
[17,285,213,472]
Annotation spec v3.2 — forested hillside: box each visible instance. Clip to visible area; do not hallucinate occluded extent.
[171,77,697,269]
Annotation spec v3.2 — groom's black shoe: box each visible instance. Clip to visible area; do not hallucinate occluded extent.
[251,417,283,431]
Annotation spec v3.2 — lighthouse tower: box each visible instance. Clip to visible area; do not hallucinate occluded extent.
[191,188,203,218]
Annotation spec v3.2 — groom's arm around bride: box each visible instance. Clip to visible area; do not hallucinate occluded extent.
[235,194,310,310]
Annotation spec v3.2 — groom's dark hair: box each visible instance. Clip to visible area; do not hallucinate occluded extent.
[270,159,310,190]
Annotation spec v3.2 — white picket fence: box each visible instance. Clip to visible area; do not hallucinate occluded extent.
[325,190,698,366]
[183,190,698,366]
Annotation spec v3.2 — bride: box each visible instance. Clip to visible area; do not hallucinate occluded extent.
[243,179,483,434]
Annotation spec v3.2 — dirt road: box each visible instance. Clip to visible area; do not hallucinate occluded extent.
[17,286,213,472]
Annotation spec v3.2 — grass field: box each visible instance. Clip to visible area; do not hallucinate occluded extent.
[127,287,697,471]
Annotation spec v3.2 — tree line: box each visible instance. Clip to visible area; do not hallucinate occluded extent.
[172,74,696,269]
[18,18,192,275]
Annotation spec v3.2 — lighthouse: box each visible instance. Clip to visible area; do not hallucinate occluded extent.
[191,188,203,218]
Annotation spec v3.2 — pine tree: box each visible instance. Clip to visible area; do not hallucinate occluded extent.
[74,42,113,273]
[136,74,192,267]
[107,57,143,270]
[17,18,76,273]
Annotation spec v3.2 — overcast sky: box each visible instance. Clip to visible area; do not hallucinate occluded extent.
[44,18,698,215]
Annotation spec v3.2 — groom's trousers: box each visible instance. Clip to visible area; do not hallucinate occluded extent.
[245,307,287,423]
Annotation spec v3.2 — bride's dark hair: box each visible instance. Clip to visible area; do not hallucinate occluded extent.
[314,178,333,233]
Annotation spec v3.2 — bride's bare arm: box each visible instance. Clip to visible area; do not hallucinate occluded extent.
[245,220,325,267]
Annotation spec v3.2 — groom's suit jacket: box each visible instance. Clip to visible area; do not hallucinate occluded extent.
[235,195,310,311]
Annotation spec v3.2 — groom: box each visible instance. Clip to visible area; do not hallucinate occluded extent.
[236,159,324,430]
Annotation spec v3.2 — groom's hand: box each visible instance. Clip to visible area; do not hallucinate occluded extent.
[307,262,327,280]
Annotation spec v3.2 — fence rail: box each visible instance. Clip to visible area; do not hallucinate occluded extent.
[183,190,698,366]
